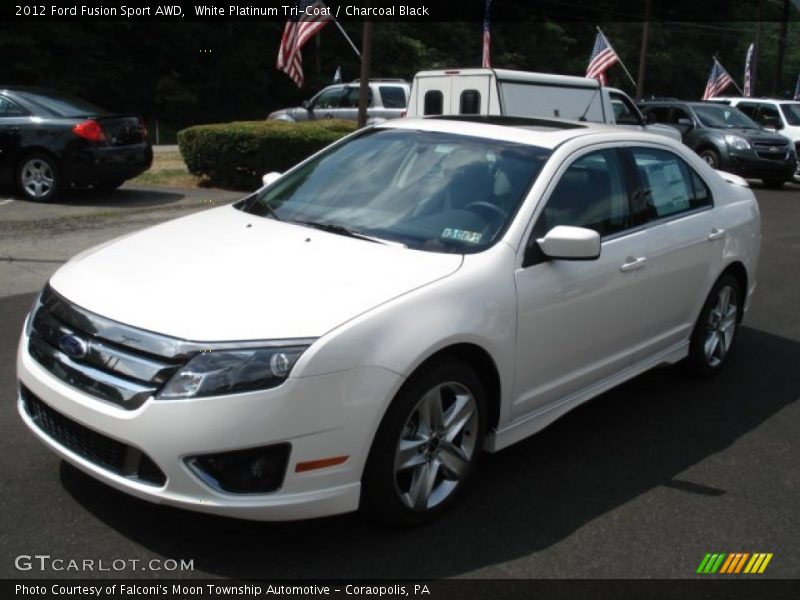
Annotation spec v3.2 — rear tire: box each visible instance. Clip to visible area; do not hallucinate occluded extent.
[361,357,486,526]
[686,274,741,378]
[17,153,61,202]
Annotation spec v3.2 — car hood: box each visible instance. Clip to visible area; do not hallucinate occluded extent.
[723,128,789,143]
[49,206,463,341]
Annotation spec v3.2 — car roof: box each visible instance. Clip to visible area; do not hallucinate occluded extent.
[377,115,669,150]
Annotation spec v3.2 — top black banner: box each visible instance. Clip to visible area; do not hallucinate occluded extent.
[4,0,800,22]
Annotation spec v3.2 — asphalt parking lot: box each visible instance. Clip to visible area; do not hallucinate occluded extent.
[0,182,798,581]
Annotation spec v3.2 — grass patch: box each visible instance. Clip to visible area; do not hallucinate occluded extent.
[130,151,204,188]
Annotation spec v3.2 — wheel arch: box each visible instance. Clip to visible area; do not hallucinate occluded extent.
[720,261,748,323]
[405,343,502,433]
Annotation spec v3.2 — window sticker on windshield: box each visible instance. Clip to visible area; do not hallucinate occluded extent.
[442,228,483,244]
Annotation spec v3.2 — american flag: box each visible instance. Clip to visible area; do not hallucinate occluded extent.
[702,59,734,101]
[276,0,332,88]
[586,30,619,86]
[481,0,492,68]
[743,43,754,98]
[794,73,800,101]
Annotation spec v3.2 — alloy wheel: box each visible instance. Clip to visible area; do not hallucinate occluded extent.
[704,284,738,368]
[20,158,56,199]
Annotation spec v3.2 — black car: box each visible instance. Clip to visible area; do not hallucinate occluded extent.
[0,87,152,201]
[638,100,797,188]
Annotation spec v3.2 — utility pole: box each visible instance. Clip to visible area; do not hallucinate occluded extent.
[752,0,764,97]
[636,0,652,100]
[357,17,373,128]
[773,0,790,96]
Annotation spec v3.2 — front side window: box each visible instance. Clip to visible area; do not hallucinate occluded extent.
[642,106,671,123]
[423,90,444,116]
[238,129,551,253]
[631,147,712,222]
[311,87,345,109]
[757,104,782,129]
[736,102,758,118]
[535,149,630,238]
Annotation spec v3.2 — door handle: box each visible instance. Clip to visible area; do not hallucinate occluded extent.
[707,228,726,241]
[620,257,647,272]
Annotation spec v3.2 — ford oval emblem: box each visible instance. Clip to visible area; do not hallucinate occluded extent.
[59,334,88,359]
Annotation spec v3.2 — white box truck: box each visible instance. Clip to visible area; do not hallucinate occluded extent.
[406,68,681,140]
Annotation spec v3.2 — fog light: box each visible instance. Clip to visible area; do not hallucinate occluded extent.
[186,443,291,494]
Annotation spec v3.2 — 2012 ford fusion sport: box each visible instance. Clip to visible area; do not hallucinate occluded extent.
[17,117,760,525]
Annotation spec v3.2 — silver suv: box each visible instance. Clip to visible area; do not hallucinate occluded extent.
[268,80,410,124]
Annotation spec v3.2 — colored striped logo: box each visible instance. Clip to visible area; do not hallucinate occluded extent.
[696,553,773,574]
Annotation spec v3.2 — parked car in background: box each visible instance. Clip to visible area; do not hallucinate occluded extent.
[267,80,410,125]
[19,116,760,525]
[710,97,800,182]
[406,68,681,141]
[638,99,797,188]
[0,87,152,201]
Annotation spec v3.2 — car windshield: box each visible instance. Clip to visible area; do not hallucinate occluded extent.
[15,90,109,118]
[693,105,759,129]
[237,128,551,253]
[779,103,800,126]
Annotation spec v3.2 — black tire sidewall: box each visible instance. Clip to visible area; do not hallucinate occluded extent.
[17,153,61,202]
[361,357,487,526]
[687,273,741,378]
[699,149,721,170]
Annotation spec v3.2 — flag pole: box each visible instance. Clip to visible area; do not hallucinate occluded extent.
[598,27,637,89]
[332,18,361,59]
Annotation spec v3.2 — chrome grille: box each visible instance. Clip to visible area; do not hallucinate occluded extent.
[27,286,184,409]
[21,386,166,486]
[752,140,790,161]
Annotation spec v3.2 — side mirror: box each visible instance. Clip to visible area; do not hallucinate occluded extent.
[302,100,311,110]
[537,226,601,261]
[677,118,693,128]
[261,172,282,187]
[645,112,656,125]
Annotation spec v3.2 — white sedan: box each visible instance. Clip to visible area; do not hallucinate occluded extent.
[17,117,760,525]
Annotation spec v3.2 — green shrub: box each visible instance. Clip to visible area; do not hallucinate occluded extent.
[177,120,358,190]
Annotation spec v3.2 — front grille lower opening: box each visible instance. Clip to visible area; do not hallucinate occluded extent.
[21,386,166,486]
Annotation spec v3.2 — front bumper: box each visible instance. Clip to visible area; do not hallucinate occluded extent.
[724,149,796,181]
[17,333,401,520]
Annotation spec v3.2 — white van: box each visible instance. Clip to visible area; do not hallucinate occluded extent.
[406,68,681,141]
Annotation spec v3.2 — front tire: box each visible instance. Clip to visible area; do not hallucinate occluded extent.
[686,274,741,378]
[17,153,61,202]
[699,148,721,170]
[361,357,487,526]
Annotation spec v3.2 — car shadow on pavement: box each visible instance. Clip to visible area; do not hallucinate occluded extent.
[60,325,800,579]
[0,185,189,209]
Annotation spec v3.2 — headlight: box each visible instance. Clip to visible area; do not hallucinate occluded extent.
[725,135,751,151]
[158,346,310,399]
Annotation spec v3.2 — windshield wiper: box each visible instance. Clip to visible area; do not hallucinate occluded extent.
[291,219,403,246]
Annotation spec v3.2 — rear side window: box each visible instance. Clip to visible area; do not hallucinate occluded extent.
[379,86,407,109]
[631,147,712,223]
[16,90,107,117]
[423,90,443,116]
[0,96,28,117]
[459,90,481,115]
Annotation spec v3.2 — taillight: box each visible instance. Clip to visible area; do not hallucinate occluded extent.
[72,119,106,142]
